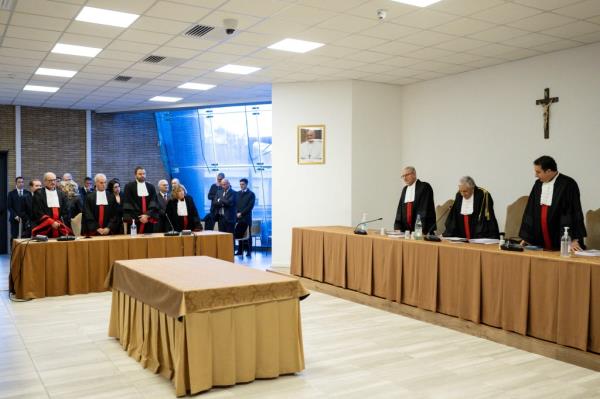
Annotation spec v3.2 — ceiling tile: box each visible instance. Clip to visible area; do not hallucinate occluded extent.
[317,14,379,34]
[130,16,189,35]
[15,0,81,19]
[544,21,600,39]
[295,27,352,44]
[533,39,583,52]
[227,32,279,47]
[310,45,358,58]
[0,11,9,24]
[361,22,420,40]
[199,11,262,31]
[501,48,542,60]
[472,3,542,24]
[0,47,47,60]
[502,33,561,48]
[247,19,310,36]
[378,56,421,67]
[219,0,291,17]
[3,37,54,52]
[60,33,113,48]
[44,53,93,65]
[432,17,494,36]
[513,0,584,10]
[435,37,488,51]
[571,30,600,43]
[10,12,71,31]
[119,29,173,45]
[65,21,125,39]
[345,0,416,19]
[345,50,390,63]
[371,41,421,55]
[507,12,576,32]
[105,40,159,54]
[274,5,337,24]
[437,52,482,64]
[333,35,387,50]
[392,9,460,29]
[97,50,146,62]
[167,36,217,51]
[5,26,62,43]
[153,46,199,59]
[406,47,455,60]
[145,1,212,22]
[468,26,530,42]
[211,43,257,56]
[466,43,520,57]
[554,0,600,18]
[401,31,456,46]
[431,0,505,16]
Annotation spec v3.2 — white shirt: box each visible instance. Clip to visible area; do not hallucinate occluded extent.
[136,181,149,197]
[404,183,416,203]
[46,189,60,208]
[299,140,323,160]
[96,190,108,205]
[540,173,559,206]
[460,195,474,215]
[177,199,188,216]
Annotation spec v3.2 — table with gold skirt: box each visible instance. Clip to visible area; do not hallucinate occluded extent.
[10,232,233,299]
[106,256,308,396]
[291,226,600,354]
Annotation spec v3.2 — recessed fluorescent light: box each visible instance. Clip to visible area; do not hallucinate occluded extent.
[24,85,59,93]
[215,64,261,75]
[51,43,102,58]
[178,82,216,91]
[150,96,182,103]
[268,38,324,53]
[390,0,442,7]
[76,6,139,28]
[35,67,77,78]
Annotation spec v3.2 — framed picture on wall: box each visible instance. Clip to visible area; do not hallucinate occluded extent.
[297,125,325,165]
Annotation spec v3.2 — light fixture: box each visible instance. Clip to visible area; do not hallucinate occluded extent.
[178,82,216,91]
[215,64,261,75]
[76,6,139,28]
[35,67,77,78]
[23,85,59,93]
[268,38,324,53]
[150,96,182,102]
[390,0,443,7]
[51,43,102,57]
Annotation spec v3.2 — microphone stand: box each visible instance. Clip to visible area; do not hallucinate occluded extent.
[354,217,383,235]
[164,212,181,236]
[423,205,452,242]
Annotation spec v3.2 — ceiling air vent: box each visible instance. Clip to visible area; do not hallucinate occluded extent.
[184,25,215,38]
[114,75,132,82]
[143,55,166,63]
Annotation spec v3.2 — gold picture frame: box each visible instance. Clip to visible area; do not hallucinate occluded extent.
[297,125,326,165]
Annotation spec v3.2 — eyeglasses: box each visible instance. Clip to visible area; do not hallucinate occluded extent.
[401,173,414,178]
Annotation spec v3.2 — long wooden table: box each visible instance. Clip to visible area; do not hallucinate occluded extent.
[291,226,600,354]
[10,232,233,299]
[107,256,308,396]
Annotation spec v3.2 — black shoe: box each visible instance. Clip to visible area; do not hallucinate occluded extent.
[235,252,243,256]
[245,252,252,257]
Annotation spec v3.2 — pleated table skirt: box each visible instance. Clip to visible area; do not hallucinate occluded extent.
[108,290,305,396]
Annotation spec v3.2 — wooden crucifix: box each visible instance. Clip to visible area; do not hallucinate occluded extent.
[536,88,559,139]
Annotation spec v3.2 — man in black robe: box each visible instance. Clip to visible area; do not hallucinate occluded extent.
[215,178,237,235]
[83,174,117,236]
[7,176,33,239]
[519,156,586,251]
[31,172,72,237]
[394,166,436,233]
[205,172,224,230]
[235,178,256,256]
[123,166,160,234]
[443,176,499,239]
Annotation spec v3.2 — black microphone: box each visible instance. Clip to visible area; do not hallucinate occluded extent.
[163,212,180,236]
[423,205,453,242]
[354,217,383,235]
[57,216,76,241]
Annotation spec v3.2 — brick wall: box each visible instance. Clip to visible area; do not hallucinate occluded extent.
[21,107,87,184]
[0,105,16,184]
[92,111,167,184]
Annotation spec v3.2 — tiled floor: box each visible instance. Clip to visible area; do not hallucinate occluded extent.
[1,255,599,398]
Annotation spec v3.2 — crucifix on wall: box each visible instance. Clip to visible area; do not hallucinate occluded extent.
[536,88,559,139]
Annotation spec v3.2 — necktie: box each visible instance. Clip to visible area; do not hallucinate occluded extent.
[18,190,22,197]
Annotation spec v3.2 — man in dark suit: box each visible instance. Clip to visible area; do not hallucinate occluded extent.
[78,176,94,200]
[215,178,237,235]
[205,172,224,230]
[235,178,256,256]
[156,179,170,232]
[7,176,33,239]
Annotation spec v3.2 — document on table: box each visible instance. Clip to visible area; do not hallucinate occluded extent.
[469,238,500,245]
[443,237,468,243]
[573,249,600,257]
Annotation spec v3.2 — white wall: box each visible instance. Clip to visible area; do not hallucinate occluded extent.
[272,81,353,266]
[399,42,600,229]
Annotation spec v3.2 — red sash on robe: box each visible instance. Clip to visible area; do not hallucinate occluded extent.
[98,204,105,228]
[406,202,413,230]
[541,205,552,250]
[32,209,73,237]
[182,216,188,230]
[463,215,471,240]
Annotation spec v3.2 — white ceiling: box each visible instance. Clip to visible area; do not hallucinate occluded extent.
[1,0,600,112]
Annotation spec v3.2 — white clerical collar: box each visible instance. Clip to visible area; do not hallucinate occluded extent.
[137,181,149,197]
[96,190,108,205]
[460,195,474,215]
[177,199,188,216]
[46,189,60,208]
[404,182,416,203]
[540,173,559,206]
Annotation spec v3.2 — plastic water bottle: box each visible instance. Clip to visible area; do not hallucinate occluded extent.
[130,222,137,237]
[414,214,423,240]
[358,212,368,232]
[560,226,571,257]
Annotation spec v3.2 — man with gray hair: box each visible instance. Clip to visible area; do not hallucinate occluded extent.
[394,166,436,233]
[156,179,169,232]
[443,176,499,240]
[31,171,72,237]
[83,173,118,235]
[215,178,237,235]
[206,172,225,230]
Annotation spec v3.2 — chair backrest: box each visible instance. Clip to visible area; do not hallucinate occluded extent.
[71,213,82,236]
[586,208,600,249]
[251,220,261,235]
[435,199,454,235]
[505,196,529,239]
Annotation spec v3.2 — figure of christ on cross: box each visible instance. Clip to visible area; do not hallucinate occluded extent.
[536,88,559,139]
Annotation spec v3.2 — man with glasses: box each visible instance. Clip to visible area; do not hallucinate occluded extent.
[394,166,436,234]
[31,172,72,237]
